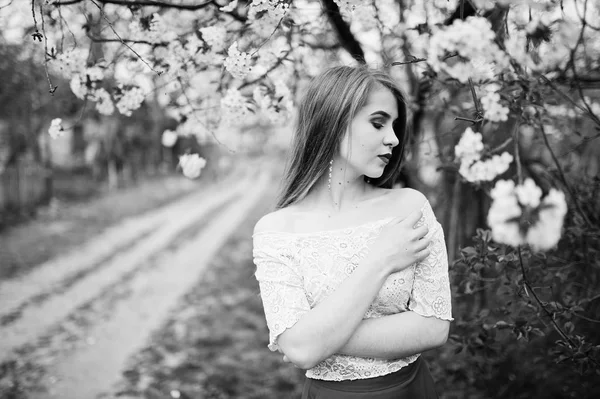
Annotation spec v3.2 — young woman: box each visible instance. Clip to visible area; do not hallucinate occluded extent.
[252,65,453,398]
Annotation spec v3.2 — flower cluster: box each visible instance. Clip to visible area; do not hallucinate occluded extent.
[161,129,178,148]
[220,88,252,125]
[199,25,227,52]
[220,0,238,12]
[428,16,508,83]
[223,42,252,80]
[403,0,457,29]
[178,153,207,179]
[459,153,514,183]
[487,179,568,251]
[128,13,176,44]
[69,66,105,99]
[115,85,146,116]
[248,0,289,37]
[92,88,115,116]
[253,86,286,124]
[50,48,87,78]
[48,118,65,139]
[455,127,513,183]
[481,85,509,122]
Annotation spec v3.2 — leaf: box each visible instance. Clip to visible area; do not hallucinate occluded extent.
[531,328,545,337]
[494,320,512,329]
[461,246,477,256]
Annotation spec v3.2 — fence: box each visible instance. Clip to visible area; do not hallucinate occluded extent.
[0,159,49,214]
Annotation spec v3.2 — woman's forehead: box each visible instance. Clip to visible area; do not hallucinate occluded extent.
[361,86,398,118]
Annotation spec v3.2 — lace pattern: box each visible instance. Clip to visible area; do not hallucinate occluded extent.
[253,200,453,381]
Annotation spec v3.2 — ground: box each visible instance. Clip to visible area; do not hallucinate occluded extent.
[0,158,305,399]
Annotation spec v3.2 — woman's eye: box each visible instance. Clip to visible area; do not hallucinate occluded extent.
[372,122,383,130]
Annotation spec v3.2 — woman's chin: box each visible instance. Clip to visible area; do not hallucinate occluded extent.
[366,169,385,179]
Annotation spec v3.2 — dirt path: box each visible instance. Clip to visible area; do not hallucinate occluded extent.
[0,165,273,398]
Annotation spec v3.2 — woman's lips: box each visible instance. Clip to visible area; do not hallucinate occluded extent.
[378,155,390,164]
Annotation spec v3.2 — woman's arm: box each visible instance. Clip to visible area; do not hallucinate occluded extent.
[337,311,450,359]
[277,261,390,369]
[265,210,429,370]
[335,200,453,361]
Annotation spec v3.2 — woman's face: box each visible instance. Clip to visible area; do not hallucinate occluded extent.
[338,85,400,179]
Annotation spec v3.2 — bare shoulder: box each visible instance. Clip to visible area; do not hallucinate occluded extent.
[382,187,428,215]
[253,208,291,235]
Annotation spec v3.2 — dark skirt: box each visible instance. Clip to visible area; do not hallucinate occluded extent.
[301,357,439,399]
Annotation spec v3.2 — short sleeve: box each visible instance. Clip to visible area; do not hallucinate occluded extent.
[408,201,454,321]
[253,234,311,352]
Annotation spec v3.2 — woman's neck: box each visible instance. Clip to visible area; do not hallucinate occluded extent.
[306,168,372,214]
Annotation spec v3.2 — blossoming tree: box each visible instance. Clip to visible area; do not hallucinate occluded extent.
[2,0,599,396]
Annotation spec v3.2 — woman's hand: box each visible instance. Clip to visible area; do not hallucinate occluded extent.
[366,210,430,275]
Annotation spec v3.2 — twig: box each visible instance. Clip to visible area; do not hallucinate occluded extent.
[52,0,216,10]
[88,0,162,75]
[238,50,291,90]
[539,75,600,126]
[513,120,522,184]
[489,137,513,154]
[454,116,482,124]
[517,247,576,348]
[391,52,458,67]
[571,312,600,324]
[40,3,58,94]
[392,57,427,66]
[0,0,13,10]
[250,17,285,57]
[176,76,234,153]
[468,77,481,117]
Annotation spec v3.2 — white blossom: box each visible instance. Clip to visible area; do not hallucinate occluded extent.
[116,86,146,116]
[515,178,543,208]
[220,0,238,12]
[248,0,290,36]
[455,127,484,164]
[200,25,227,52]
[460,152,513,183]
[481,91,509,122]
[69,74,88,99]
[428,16,508,83]
[85,66,104,82]
[487,179,568,251]
[488,180,524,247]
[178,153,206,179]
[161,129,178,147]
[526,189,568,251]
[223,41,252,80]
[50,48,87,78]
[253,86,286,124]
[48,118,65,139]
[92,88,115,115]
[220,88,252,125]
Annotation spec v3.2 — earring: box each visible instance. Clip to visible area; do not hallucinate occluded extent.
[327,159,333,192]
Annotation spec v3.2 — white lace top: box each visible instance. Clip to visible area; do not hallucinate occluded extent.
[252,200,453,381]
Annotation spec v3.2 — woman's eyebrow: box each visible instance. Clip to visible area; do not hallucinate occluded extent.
[369,111,397,121]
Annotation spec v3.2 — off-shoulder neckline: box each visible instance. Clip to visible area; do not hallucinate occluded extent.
[253,200,429,237]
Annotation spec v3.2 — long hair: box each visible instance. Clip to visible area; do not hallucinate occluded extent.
[275,65,410,209]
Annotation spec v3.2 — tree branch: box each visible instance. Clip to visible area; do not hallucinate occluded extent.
[52,0,216,10]
[320,0,365,63]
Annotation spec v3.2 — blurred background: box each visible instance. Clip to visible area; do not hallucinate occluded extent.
[0,0,599,398]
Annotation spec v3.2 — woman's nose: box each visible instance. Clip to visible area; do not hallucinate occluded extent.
[383,126,399,148]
